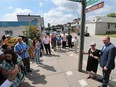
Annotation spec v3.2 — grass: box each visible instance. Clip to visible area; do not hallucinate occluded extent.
[97,34,116,38]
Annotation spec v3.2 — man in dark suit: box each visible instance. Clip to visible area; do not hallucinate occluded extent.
[99,36,116,87]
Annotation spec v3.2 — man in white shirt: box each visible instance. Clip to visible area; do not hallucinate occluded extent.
[42,35,51,55]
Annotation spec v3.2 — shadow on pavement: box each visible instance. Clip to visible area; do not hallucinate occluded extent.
[38,63,57,72]
[30,58,43,64]
[22,82,36,87]
[25,69,47,86]
[56,49,67,53]
[44,54,60,57]
[81,70,115,87]
[81,70,88,74]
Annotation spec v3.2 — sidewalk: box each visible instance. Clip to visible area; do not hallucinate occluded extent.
[22,49,116,87]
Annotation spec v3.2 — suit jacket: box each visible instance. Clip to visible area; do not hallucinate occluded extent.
[100,43,116,70]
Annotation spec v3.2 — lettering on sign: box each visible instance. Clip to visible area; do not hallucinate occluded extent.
[86,1,104,13]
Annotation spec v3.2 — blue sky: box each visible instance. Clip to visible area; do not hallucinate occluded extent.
[0,0,115,27]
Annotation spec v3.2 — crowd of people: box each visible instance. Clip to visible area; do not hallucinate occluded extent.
[0,33,115,87]
[0,32,79,87]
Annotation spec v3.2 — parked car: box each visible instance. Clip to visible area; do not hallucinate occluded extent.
[77,32,90,36]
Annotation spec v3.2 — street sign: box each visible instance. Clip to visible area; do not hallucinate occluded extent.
[86,1,104,13]
[68,0,82,2]
[86,0,99,6]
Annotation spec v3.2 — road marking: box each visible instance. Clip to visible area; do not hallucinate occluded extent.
[79,79,88,87]
[66,71,73,76]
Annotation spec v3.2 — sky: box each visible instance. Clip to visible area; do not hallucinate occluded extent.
[0,0,116,27]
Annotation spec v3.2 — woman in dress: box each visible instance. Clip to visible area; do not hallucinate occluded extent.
[83,42,100,79]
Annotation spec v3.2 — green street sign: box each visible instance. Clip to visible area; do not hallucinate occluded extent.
[68,0,82,2]
[86,0,99,6]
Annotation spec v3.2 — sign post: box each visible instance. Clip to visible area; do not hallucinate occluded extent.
[78,0,86,72]
[68,0,86,72]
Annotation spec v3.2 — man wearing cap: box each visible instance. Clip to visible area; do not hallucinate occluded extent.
[14,37,32,72]
[4,35,17,50]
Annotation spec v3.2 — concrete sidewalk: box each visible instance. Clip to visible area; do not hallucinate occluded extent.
[22,49,116,87]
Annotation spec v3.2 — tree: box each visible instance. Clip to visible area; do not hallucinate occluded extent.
[107,12,116,17]
[24,23,39,39]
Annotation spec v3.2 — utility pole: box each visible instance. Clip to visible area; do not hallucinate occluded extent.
[78,0,86,72]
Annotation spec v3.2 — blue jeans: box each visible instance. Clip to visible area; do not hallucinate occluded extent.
[35,48,40,64]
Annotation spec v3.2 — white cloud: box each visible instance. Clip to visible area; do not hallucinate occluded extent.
[0,8,33,21]
[8,6,14,10]
[14,8,32,15]
[51,0,80,11]
[40,0,81,27]
[44,8,75,27]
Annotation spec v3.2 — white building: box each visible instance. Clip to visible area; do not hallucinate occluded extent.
[17,14,44,32]
[86,16,116,35]
[0,22,37,38]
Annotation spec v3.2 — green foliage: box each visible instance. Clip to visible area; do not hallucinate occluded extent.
[107,12,116,17]
[25,23,38,39]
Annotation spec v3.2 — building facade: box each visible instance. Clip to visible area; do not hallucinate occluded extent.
[17,14,44,32]
[86,16,116,35]
[0,22,37,38]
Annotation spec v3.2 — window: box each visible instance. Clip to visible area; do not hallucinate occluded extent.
[5,30,13,35]
[115,24,116,28]
[107,24,110,29]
